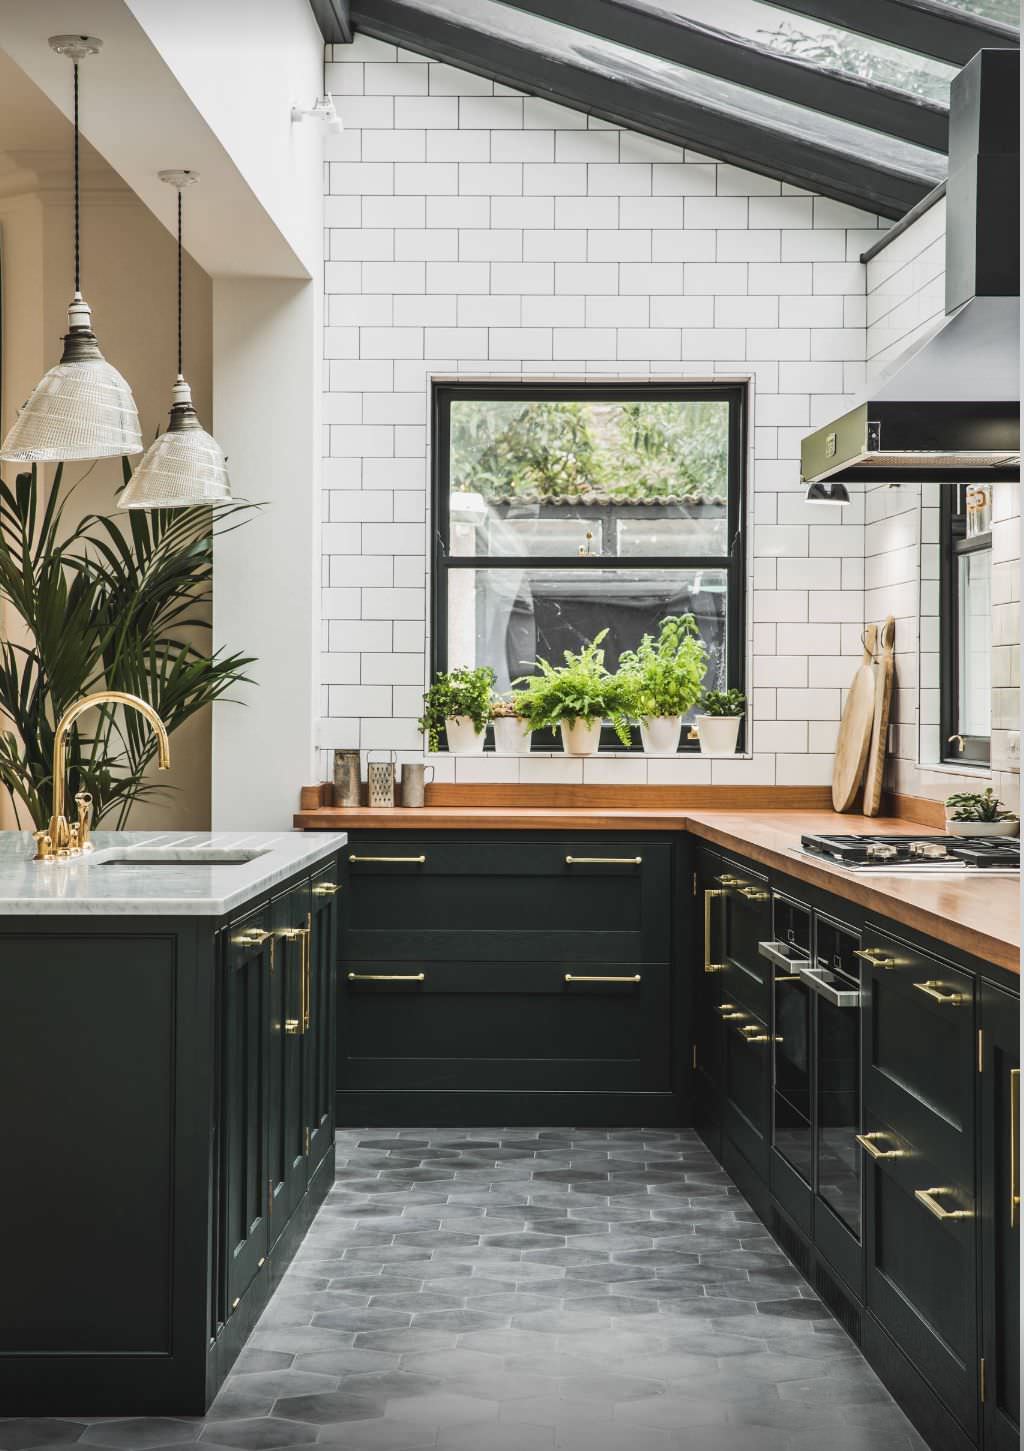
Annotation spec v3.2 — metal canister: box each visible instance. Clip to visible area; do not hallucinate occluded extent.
[399,763,435,808]
[367,752,396,808]
[333,749,362,808]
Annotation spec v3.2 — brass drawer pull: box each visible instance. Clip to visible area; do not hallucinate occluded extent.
[854,947,898,969]
[738,1024,774,1044]
[347,972,426,983]
[233,927,270,947]
[1011,1068,1020,1230]
[565,855,642,865]
[564,974,641,984]
[704,888,726,975]
[856,1131,908,1160]
[715,873,745,887]
[914,1186,972,1221]
[284,1018,301,1036]
[313,882,340,896]
[349,854,426,864]
[912,980,967,1006]
[714,1002,744,1019]
[738,886,769,900]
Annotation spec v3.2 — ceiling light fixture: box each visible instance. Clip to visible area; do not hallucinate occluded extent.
[120,171,231,509]
[291,94,344,133]
[804,481,850,505]
[0,36,142,463]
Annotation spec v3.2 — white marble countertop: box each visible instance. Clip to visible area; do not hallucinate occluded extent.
[0,830,347,916]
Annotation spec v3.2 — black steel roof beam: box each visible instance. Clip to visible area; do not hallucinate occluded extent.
[772,0,1017,66]
[500,0,947,152]
[350,0,934,217]
[311,0,353,44]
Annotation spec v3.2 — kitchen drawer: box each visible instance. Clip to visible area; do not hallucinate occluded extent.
[861,927,976,1185]
[343,838,670,964]
[338,959,670,1095]
[722,1003,771,1181]
[716,859,771,1018]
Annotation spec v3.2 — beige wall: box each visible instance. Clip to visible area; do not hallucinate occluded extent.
[0,175,214,831]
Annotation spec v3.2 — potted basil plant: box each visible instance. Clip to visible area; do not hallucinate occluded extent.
[944,787,1019,838]
[490,694,532,754]
[418,666,495,754]
[514,632,632,756]
[618,614,707,755]
[695,688,746,756]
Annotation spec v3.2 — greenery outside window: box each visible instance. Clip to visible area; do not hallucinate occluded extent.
[940,484,992,766]
[431,381,746,750]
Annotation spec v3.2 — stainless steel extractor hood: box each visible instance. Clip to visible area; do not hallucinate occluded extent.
[801,48,1020,487]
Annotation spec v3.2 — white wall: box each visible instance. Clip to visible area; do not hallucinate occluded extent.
[317,35,888,789]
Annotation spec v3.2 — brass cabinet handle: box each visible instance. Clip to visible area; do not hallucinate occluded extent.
[349,854,426,864]
[856,1131,908,1160]
[564,973,641,984]
[565,855,642,865]
[233,927,270,947]
[715,873,745,887]
[854,947,898,969]
[912,979,967,1006]
[302,914,312,1032]
[313,881,340,896]
[914,1186,972,1221]
[1011,1068,1021,1230]
[714,1001,740,1017]
[738,886,769,900]
[738,1024,774,1043]
[347,972,426,983]
[704,888,726,975]
[284,1019,301,1036]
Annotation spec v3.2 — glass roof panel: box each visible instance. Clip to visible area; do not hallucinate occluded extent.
[649,0,957,105]
[935,0,1020,25]
[424,0,946,185]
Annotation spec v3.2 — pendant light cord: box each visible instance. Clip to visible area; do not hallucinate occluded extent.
[177,188,183,377]
[73,62,81,294]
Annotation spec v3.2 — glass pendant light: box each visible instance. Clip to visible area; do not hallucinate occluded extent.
[0,36,142,463]
[121,171,230,508]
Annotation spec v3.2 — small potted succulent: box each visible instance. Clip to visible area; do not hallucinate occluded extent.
[514,631,632,756]
[418,666,495,754]
[490,694,532,754]
[695,688,746,756]
[618,614,707,755]
[944,787,1019,838]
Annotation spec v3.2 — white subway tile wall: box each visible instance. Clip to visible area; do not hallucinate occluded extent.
[319,37,891,783]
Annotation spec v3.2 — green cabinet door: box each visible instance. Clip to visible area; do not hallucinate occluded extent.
[980,981,1020,1451]
[306,865,339,1170]
[268,880,310,1244]
[221,909,272,1317]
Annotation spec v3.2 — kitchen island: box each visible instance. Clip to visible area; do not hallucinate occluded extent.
[0,830,345,1415]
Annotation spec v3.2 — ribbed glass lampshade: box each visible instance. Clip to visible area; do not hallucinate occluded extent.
[121,376,230,509]
[0,294,142,463]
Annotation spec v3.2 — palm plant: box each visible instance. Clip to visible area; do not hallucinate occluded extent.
[0,462,256,829]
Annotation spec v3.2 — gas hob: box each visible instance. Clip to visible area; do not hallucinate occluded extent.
[799,833,1020,873]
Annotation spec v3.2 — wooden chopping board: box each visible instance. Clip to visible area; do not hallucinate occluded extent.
[862,615,896,818]
[832,623,878,813]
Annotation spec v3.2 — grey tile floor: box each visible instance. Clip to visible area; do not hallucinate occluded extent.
[2,1128,927,1451]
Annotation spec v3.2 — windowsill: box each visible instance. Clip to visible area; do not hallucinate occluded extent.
[921,759,992,777]
[435,749,756,760]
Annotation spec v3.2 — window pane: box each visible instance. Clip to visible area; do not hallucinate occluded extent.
[936,0,1019,25]
[447,566,729,702]
[958,548,992,738]
[449,397,730,558]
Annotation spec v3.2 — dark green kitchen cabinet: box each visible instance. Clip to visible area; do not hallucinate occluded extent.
[268,878,311,1243]
[979,981,1020,1451]
[306,863,340,1168]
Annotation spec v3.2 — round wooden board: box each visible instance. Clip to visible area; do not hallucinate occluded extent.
[832,662,877,811]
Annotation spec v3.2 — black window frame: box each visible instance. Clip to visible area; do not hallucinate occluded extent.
[430,379,747,752]
[939,484,992,766]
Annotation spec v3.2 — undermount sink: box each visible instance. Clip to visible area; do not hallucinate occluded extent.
[95,847,270,867]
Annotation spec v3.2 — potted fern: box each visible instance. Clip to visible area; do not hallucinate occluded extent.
[695,688,746,756]
[514,632,631,756]
[418,666,495,754]
[490,694,532,754]
[944,788,1019,838]
[618,614,707,755]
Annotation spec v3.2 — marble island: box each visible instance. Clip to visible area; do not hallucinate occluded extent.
[0,828,347,914]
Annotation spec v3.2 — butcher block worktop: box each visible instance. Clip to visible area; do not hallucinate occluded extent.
[295,792,1020,975]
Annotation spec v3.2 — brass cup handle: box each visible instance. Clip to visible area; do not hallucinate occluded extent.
[704,888,726,975]
[347,972,426,983]
[738,886,769,900]
[284,1018,301,1036]
[738,1023,775,1043]
[912,980,967,1006]
[313,882,340,896]
[914,1186,973,1221]
[856,1131,908,1160]
[715,873,745,887]
[564,974,641,984]
[234,927,271,947]
[1011,1068,1020,1230]
[853,948,898,970]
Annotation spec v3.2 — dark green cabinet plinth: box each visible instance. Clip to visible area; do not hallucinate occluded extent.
[0,849,340,1416]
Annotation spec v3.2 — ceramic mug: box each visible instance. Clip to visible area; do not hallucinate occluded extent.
[399,763,435,808]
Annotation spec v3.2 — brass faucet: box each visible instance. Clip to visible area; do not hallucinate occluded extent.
[34,691,171,861]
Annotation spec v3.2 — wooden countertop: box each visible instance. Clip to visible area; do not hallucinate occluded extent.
[295,801,1020,976]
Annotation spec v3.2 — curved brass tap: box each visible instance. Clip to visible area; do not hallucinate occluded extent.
[37,691,171,860]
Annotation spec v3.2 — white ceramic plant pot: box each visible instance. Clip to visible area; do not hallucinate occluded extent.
[560,718,603,756]
[696,714,742,755]
[445,715,486,754]
[944,817,1019,838]
[639,715,683,755]
[493,716,532,754]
